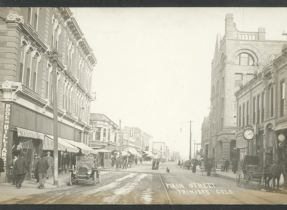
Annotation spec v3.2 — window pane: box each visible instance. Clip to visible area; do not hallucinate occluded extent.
[249,56,254,65]
[33,72,36,91]
[28,8,31,23]
[236,55,240,65]
[34,13,38,29]
[19,63,23,82]
[240,54,248,65]
[26,68,30,87]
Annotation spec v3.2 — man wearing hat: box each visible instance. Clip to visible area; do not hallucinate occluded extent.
[46,151,53,179]
[32,154,40,183]
[13,153,28,189]
[36,153,49,189]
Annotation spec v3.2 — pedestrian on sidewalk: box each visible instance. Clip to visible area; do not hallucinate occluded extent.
[10,155,18,185]
[36,153,49,189]
[46,151,53,179]
[232,158,238,174]
[13,152,28,189]
[192,159,197,173]
[220,158,225,172]
[32,154,39,183]
[225,159,230,172]
[0,157,5,180]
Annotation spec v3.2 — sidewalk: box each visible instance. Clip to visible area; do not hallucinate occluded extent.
[0,173,72,204]
[213,169,236,181]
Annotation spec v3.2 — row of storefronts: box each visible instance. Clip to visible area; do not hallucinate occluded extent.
[234,44,287,168]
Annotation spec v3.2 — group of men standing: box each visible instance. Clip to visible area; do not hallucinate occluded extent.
[152,159,160,170]
[220,158,238,174]
[10,151,54,189]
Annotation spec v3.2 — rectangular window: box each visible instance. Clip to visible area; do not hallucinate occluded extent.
[239,106,241,127]
[46,81,49,98]
[19,63,23,82]
[221,118,223,131]
[235,73,243,87]
[34,13,38,29]
[33,72,36,91]
[103,129,106,141]
[26,67,30,87]
[51,35,54,47]
[253,97,256,124]
[280,80,285,117]
[271,87,274,117]
[257,95,260,124]
[222,97,224,110]
[246,101,249,125]
[242,103,245,127]
[262,92,265,122]
[96,128,101,140]
[28,8,32,24]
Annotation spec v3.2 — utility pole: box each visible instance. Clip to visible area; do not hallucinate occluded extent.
[188,121,193,160]
[46,49,61,187]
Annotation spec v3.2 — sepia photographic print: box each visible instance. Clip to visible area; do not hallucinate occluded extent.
[1,6,287,205]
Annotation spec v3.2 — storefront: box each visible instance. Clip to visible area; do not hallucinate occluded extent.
[0,102,91,183]
[96,149,111,168]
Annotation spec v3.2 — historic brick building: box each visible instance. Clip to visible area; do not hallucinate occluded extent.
[201,13,287,164]
[90,113,120,151]
[0,8,96,183]
[235,44,287,168]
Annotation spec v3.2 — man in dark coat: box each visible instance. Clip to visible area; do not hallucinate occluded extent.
[36,153,49,189]
[32,154,39,183]
[152,159,156,170]
[231,158,238,174]
[225,159,230,172]
[13,153,28,189]
[192,159,197,173]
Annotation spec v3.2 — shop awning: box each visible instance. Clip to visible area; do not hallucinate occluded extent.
[96,149,111,153]
[144,151,153,156]
[273,123,287,131]
[46,135,79,153]
[43,136,79,153]
[128,147,138,156]
[121,151,129,156]
[136,152,142,158]
[64,139,97,155]
[17,127,44,140]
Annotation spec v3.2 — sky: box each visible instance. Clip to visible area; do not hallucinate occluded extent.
[70,7,287,159]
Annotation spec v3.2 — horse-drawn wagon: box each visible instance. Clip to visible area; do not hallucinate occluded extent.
[236,155,263,187]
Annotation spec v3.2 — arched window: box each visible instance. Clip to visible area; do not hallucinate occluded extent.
[236,53,254,66]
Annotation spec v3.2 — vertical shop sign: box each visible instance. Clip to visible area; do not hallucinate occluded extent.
[1,103,11,169]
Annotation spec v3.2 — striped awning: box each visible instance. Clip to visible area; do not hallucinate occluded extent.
[44,136,79,153]
[128,147,138,156]
[64,139,97,155]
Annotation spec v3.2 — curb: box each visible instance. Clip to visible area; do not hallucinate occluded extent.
[213,173,236,182]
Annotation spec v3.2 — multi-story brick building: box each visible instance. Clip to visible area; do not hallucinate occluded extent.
[0,8,96,183]
[90,113,120,150]
[235,44,287,168]
[201,13,287,164]
[141,132,152,151]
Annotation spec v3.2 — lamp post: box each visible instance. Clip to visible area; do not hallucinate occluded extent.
[188,121,193,160]
[46,49,61,187]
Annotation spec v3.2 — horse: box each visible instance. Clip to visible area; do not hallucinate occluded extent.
[264,163,283,190]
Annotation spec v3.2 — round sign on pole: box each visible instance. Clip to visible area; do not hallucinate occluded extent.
[278,134,285,142]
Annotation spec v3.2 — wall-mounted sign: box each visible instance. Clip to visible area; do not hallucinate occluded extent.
[1,103,11,170]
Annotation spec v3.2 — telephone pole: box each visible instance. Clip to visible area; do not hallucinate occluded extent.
[46,49,61,187]
[188,121,193,160]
